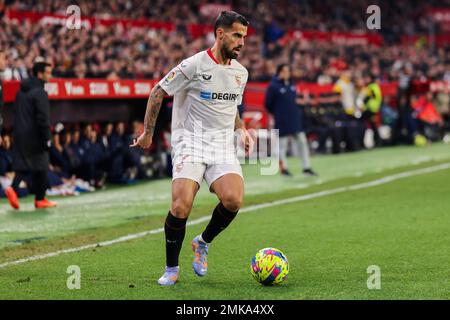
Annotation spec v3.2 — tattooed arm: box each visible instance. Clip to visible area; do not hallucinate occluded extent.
[130,84,167,149]
[143,84,167,136]
[235,111,255,156]
[234,111,245,131]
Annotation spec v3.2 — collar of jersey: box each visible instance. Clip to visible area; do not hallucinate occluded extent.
[207,48,231,66]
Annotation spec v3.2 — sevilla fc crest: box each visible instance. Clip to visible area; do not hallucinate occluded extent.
[235,75,242,86]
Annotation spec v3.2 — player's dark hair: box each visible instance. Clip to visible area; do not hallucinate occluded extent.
[214,11,249,38]
[32,63,48,77]
[276,63,290,76]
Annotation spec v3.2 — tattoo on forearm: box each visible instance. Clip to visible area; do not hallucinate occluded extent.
[235,112,244,130]
[144,84,166,135]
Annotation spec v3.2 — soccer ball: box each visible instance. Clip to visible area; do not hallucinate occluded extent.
[250,248,289,285]
[414,134,427,147]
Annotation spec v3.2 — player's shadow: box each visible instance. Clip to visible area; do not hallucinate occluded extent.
[186,278,292,294]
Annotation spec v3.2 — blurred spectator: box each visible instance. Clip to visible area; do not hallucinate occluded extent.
[304,92,344,154]
[433,87,450,133]
[265,64,317,177]
[77,124,107,188]
[0,133,29,199]
[62,128,81,177]
[49,124,71,178]
[412,92,444,141]
[127,120,149,179]
[108,122,131,184]
[0,133,12,176]
[394,64,416,144]
[333,70,356,116]
[358,74,383,146]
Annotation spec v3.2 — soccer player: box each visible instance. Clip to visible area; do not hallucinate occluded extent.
[131,11,253,286]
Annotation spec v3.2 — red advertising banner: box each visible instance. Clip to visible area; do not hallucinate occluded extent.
[199,4,232,17]
[5,9,255,39]
[429,80,450,92]
[5,9,176,32]
[3,79,446,107]
[283,30,384,47]
[428,8,450,23]
[2,79,158,102]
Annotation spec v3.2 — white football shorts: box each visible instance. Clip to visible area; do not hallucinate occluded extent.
[172,155,243,190]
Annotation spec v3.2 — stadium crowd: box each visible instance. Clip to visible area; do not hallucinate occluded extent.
[0,0,449,83]
[6,0,448,35]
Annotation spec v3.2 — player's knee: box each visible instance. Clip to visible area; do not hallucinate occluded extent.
[221,194,242,212]
[171,198,192,219]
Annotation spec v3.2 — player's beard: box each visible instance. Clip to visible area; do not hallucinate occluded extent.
[221,43,242,60]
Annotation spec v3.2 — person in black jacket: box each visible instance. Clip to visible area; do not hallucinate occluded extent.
[78,124,107,188]
[265,64,317,177]
[107,122,128,184]
[5,57,57,210]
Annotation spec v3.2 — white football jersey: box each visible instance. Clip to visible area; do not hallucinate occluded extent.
[159,49,248,163]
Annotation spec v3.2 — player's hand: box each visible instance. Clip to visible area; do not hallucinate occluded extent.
[130,131,153,149]
[240,128,255,157]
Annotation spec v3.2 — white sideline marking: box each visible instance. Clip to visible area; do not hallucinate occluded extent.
[0,162,449,269]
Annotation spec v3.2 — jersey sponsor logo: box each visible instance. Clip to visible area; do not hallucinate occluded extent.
[201,74,212,81]
[165,70,176,83]
[200,91,212,100]
[200,91,239,101]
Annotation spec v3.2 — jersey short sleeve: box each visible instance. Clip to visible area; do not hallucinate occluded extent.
[158,55,197,96]
[236,71,248,105]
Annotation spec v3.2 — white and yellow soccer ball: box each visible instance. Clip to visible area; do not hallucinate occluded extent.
[414,134,427,147]
[250,248,289,285]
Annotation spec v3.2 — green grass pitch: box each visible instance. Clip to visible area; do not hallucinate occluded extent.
[0,143,449,299]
